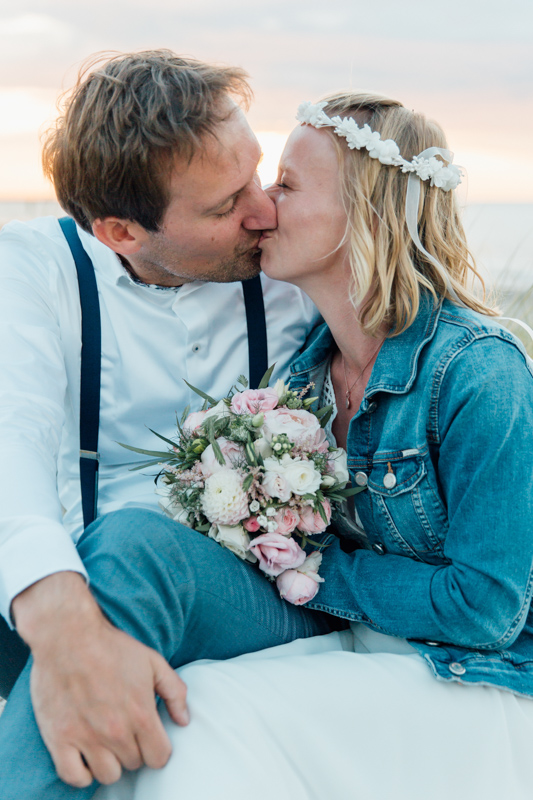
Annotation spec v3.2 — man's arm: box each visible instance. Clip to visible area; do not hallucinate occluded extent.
[0,225,187,786]
[13,572,189,787]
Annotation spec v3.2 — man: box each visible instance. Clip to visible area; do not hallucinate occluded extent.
[0,50,340,798]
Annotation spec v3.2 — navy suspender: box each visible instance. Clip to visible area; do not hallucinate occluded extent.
[59,217,102,530]
[242,275,268,390]
[59,217,268,529]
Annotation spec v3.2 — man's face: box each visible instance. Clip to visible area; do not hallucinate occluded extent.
[130,106,277,285]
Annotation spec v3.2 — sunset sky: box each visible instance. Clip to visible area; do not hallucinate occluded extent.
[0,0,532,202]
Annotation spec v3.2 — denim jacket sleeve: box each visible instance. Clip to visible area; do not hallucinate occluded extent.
[311,335,533,649]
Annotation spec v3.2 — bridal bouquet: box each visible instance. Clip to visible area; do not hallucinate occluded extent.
[121,368,361,606]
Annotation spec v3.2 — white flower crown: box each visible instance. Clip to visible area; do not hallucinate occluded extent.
[296,101,462,192]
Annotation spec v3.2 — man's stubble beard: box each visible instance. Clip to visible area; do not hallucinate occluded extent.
[135,237,262,285]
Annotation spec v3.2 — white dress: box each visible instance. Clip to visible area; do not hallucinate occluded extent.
[96,367,533,800]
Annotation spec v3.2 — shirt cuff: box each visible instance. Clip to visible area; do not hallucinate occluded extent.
[0,517,88,628]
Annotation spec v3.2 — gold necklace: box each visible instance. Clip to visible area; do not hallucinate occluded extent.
[341,342,383,409]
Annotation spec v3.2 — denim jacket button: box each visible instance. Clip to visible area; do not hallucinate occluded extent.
[383,472,397,489]
[354,471,368,487]
[366,401,378,414]
[449,662,466,676]
[372,542,386,555]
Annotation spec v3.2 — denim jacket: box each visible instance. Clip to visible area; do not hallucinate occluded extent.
[289,294,533,697]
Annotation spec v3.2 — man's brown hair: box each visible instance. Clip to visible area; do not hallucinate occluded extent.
[42,50,252,233]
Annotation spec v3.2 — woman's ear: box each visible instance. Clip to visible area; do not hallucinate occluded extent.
[92,218,149,255]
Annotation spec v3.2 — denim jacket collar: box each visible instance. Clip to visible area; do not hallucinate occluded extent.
[290,292,441,397]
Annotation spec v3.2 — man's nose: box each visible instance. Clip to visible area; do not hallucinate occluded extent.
[242,183,277,231]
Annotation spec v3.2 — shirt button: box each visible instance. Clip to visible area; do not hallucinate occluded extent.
[191,343,201,353]
[372,542,386,555]
[425,641,440,646]
[449,662,466,676]
[366,401,378,414]
[354,471,368,487]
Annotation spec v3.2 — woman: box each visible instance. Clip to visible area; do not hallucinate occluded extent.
[98,92,533,799]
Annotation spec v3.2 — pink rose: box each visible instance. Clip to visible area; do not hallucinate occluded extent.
[243,516,261,532]
[262,407,322,448]
[231,389,279,415]
[309,427,329,454]
[298,499,331,534]
[276,570,320,605]
[182,410,207,433]
[249,532,306,577]
[274,507,299,536]
[276,551,324,605]
[200,437,245,477]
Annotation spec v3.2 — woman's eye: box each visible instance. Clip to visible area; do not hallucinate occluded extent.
[276,182,289,189]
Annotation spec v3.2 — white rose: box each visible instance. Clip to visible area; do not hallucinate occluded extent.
[254,437,273,459]
[203,400,231,421]
[328,448,350,486]
[262,454,293,502]
[208,524,257,563]
[283,458,322,496]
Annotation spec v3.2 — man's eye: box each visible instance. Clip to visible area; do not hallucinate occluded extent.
[276,182,289,189]
[216,203,237,218]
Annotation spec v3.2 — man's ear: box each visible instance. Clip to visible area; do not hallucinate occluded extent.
[92,218,149,255]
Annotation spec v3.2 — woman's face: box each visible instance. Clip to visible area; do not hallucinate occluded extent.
[259,125,348,286]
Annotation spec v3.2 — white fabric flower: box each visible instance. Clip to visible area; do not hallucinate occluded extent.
[369,139,401,165]
[208,524,257,563]
[296,100,330,127]
[201,468,250,525]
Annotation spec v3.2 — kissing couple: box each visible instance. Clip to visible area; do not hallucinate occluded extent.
[1,49,533,800]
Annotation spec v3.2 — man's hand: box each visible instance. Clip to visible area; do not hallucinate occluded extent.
[12,572,189,788]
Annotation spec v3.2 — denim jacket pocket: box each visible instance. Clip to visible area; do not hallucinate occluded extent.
[366,451,449,563]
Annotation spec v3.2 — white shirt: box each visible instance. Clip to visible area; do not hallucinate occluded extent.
[0,217,320,623]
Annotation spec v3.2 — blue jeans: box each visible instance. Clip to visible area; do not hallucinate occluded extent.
[0,508,341,799]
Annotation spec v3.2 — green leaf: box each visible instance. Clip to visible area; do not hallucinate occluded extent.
[211,439,226,466]
[319,407,333,429]
[147,428,178,449]
[334,486,367,498]
[128,459,169,472]
[257,363,276,390]
[179,405,190,426]
[117,442,171,458]
[183,380,217,407]
[245,442,257,466]
[242,473,254,492]
[237,375,249,388]
[314,404,333,419]
[317,501,329,525]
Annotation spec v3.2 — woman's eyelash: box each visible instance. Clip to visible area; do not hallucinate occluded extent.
[276,182,289,189]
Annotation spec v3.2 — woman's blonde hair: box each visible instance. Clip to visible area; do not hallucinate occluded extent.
[319,91,497,335]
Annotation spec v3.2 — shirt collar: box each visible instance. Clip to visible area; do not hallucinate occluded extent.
[291,292,442,396]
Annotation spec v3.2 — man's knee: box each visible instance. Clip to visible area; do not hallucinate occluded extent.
[78,507,193,561]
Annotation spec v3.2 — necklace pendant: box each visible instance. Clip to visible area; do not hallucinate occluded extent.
[345,394,351,410]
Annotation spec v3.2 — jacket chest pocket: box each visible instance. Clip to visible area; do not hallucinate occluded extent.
[364,453,449,562]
